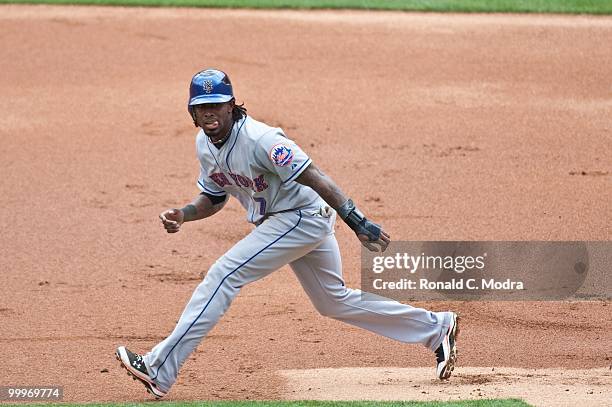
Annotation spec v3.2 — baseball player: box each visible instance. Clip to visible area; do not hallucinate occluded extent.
[116,69,459,398]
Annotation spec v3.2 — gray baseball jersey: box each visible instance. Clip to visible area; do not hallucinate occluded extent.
[196,115,319,223]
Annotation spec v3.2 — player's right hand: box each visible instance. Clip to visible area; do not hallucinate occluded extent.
[159,209,184,233]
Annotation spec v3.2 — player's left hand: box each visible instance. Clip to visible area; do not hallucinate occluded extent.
[358,229,390,252]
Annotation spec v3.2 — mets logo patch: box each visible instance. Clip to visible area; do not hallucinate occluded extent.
[270,143,294,167]
[203,80,214,94]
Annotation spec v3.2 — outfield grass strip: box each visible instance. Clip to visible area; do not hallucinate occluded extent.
[0,0,611,15]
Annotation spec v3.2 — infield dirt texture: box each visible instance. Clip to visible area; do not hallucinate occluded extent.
[0,5,610,406]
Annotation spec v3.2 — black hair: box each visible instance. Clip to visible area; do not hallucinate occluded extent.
[232,101,247,121]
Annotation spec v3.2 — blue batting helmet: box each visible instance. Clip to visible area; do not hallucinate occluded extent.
[188,69,234,115]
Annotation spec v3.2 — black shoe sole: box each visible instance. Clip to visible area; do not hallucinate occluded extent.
[438,314,460,380]
[115,348,166,399]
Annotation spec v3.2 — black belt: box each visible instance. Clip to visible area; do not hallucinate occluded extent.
[255,208,299,226]
[255,205,332,226]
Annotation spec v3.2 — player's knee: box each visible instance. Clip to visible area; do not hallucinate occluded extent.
[198,263,236,290]
[201,263,227,282]
[317,307,336,318]
[313,296,347,318]
[316,304,343,318]
[193,265,242,303]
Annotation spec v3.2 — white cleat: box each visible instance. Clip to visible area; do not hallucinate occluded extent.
[435,313,460,380]
[115,346,167,398]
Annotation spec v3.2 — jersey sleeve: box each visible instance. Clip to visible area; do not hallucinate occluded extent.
[255,130,312,183]
[197,165,227,196]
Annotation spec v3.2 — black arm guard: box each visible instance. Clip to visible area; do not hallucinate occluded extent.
[337,199,381,241]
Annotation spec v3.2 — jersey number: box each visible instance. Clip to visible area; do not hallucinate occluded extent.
[254,197,267,215]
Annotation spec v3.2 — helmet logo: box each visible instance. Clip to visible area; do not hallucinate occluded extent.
[203,80,214,94]
[269,143,294,167]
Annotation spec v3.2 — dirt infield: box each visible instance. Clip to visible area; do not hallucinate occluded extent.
[280,367,612,406]
[0,5,610,404]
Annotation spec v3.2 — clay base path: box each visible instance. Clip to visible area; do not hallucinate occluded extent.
[280,367,612,407]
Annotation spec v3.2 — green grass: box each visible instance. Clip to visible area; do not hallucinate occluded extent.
[0,0,611,14]
[1,401,533,407]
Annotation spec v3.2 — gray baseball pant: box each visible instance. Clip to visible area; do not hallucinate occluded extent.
[143,204,452,392]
